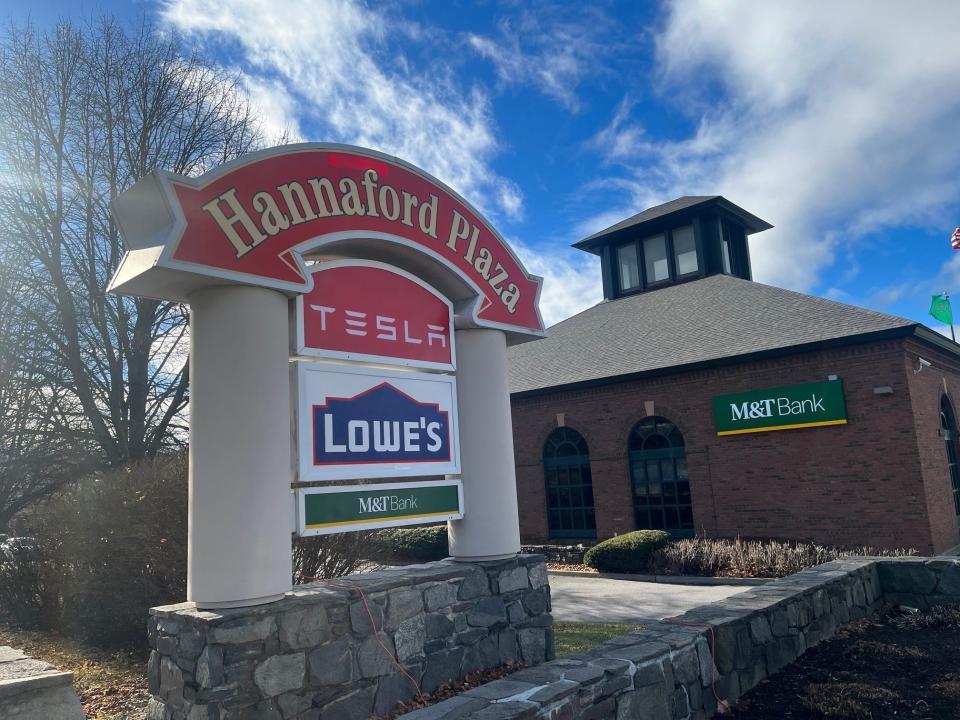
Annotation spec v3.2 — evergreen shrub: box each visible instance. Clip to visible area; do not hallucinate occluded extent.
[583,530,672,573]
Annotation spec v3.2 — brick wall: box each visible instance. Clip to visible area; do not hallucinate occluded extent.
[903,338,960,552]
[512,339,960,553]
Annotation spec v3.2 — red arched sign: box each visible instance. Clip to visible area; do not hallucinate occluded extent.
[109,143,545,335]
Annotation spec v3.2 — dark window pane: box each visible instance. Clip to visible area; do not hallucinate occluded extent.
[643,234,669,282]
[673,225,698,275]
[583,466,593,485]
[571,488,583,507]
[617,242,641,291]
[645,434,669,451]
[586,509,596,529]
[559,488,570,507]
[573,509,585,529]
[646,460,660,483]
[663,483,677,503]
[665,507,679,530]
[661,460,676,482]
[584,486,594,505]
[649,508,665,529]
[680,506,694,527]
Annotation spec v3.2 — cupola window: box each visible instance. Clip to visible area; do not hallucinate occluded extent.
[617,242,641,291]
[672,225,698,275]
[643,234,669,283]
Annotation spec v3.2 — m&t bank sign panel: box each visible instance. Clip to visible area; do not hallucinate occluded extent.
[297,480,463,536]
[295,363,460,481]
[713,379,848,436]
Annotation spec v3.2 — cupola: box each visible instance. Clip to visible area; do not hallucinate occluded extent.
[573,196,772,301]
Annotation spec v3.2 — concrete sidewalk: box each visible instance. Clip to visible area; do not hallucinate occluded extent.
[548,572,749,624]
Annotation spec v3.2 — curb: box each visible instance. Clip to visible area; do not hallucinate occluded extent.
[547,570,772,586]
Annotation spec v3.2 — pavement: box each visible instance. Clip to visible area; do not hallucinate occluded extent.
[547,573,750,624]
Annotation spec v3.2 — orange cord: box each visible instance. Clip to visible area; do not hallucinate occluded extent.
[660,617,730,713]
[309,576,426,702]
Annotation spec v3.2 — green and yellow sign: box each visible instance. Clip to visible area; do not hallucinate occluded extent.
[713,379,847,436]
[296,480,463,536]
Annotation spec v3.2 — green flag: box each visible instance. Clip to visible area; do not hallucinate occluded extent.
[930,294,953,325]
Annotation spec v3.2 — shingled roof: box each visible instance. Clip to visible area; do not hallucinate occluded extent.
[508,274,928,395]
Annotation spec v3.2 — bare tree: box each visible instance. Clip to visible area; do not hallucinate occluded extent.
[0,17,263,518]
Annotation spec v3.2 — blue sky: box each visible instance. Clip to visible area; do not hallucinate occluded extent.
[10,0,960,330]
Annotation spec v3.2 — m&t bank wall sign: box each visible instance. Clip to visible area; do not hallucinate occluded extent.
[713,379,848,436]
[295,363,459,480]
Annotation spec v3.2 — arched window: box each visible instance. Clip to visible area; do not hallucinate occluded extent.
[543,427,596,539]
[940,396,960,516]
[628,416,694,537]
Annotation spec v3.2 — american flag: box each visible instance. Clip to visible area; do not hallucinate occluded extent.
[953,226,960,250]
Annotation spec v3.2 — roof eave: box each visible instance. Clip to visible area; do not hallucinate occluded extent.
[510,324,920,400]
[572,196,772,254]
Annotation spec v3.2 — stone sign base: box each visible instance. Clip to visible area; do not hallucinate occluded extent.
[146,554,551,720]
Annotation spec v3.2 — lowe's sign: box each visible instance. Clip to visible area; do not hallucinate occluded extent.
[713,379,847,436]
[295,363,459,480]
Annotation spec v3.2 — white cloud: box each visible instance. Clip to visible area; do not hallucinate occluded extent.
[586,1,960,293]
[512,240,602,327]
[467,7,617,112]
[161,0,523,220]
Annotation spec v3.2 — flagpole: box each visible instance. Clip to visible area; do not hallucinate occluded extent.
[949,292,957,342]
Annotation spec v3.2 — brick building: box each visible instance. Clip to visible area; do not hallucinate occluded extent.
[507,196,960,554]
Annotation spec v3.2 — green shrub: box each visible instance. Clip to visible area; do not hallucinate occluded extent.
[0,536,55,628]
[646,536,917,579]
[583,530,672,573]
[369,524,449,563]
[27,454,188,648]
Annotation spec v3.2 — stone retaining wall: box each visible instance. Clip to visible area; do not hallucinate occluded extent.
[0,646,85,719]
[146,554,552,720]
[398,556,960,720]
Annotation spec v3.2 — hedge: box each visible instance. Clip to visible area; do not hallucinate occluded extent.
[368,524,449,563]
[583,530,672,573]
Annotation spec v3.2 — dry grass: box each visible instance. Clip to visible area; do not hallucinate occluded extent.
[0,624,148,719]
[647,536,916,578]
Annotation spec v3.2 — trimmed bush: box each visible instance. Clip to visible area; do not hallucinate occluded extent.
[369,524,449,563]
[583,530,672,573]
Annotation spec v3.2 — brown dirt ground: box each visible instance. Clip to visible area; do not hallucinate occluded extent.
[0,624,149,720]
[723,606,960,720]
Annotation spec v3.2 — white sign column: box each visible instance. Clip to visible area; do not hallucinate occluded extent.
[188,286,292,608]
[448,328,522,560]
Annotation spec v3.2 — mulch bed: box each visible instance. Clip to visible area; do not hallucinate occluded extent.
[378,662,525,719]
[0,624,149,719]
[724,606,960,719]
[546,562,595,573]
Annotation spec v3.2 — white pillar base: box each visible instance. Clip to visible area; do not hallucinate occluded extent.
[448,328,521,560]
[188,286,293,608]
